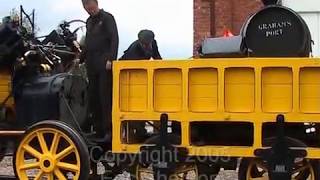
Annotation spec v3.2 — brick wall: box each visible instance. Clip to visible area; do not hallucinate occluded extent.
[194,0,262,56]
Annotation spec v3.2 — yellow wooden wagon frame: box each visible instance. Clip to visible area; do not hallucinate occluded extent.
[112,58,320,179]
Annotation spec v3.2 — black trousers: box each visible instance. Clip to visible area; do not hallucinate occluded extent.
[87,69,113,137]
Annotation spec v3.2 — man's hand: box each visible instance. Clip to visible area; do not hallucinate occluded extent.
[106,60,112,70]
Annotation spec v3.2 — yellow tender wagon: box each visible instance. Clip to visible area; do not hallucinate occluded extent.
[113,58,320,179]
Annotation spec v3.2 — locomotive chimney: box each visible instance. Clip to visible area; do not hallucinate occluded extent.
[261,0,280,6]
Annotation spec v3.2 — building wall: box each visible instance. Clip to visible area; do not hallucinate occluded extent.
[194,0,262,55]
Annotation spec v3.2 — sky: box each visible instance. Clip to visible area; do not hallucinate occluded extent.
[0,0,193,59]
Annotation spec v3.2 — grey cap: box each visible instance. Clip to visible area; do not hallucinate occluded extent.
[138,30,155,43]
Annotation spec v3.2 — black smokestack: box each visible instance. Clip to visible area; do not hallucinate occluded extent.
[261,0,279,6]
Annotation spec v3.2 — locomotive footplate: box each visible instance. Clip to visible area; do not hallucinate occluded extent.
[139,114,188,180]
[254,114,307,180]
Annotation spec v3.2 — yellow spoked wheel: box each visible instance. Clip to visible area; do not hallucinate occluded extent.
[14,121,90,180]
[131,163,198,180]
[238,158,320,180]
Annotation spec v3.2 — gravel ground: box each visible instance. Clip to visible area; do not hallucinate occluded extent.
[113,170,238,180]
[0,156,238,179]
[215,170,238,180]
[0,156,14,177]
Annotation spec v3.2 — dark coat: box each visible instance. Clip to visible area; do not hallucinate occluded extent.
[81,10,118,137]
[119,40,162,60]
[82,9,119,73]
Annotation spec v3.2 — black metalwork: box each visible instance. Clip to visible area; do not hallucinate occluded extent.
[254,114,307,180]
[20,6,35,36]
[139,114,188,180]
[261,0,280,6]
[200,3,312,58]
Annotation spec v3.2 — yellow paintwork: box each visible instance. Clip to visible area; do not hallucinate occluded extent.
[112,58,320,158]
[0,68,13,108]
[15,127,81,179]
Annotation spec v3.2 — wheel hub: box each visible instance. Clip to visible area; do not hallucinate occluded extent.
[40,156,56,173]
[43,160,50,168]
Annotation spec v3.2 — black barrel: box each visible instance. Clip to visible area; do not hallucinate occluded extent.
[241,5,312,57]
[14,73,88,129]
[261,0,280,6]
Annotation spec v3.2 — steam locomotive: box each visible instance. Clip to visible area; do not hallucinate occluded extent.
[0,7,91,179]
[0,9,88,128]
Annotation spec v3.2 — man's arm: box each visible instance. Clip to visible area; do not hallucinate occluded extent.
[80,18,90,63]
[79,46,87,63]
[152,40,162,60]
[105,14,119,61]
[80,27,88,63]
[119,41,141,60]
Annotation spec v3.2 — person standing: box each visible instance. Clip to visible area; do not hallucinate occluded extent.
[81,0,119,141]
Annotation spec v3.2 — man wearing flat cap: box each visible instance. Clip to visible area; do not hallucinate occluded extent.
[120,29,162,60]
[81,0,119,141]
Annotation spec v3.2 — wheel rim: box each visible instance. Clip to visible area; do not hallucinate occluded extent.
[135,164,198,180]
[15,127,81,180]
[246,159,316,180]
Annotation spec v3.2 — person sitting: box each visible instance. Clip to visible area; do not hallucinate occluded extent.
[119,29,162,60]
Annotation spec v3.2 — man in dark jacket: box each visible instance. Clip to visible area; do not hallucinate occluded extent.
[81,0,119,141]
[120,30,162,60]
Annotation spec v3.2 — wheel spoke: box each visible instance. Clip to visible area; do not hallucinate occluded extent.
[19,162,40,170]
[47,173,54,180]
[138,167,153,174]
[170,173,184,180]
[174,167,197,174]
[57,162,80,172]
[248,160,269,180]
[255,161,268,173]
[50,132,60,154]
[292,165,309,174]
[37,131,49,154]
[54,168,67,180]
[23,145,42,159]
[34,170,44,180]
[249,177,269,180]
[55,145,74,160]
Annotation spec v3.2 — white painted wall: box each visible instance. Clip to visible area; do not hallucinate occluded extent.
[282,0,320,56]
[282,0,320,12]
